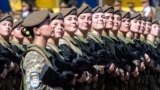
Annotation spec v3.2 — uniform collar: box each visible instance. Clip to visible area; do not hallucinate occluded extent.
[88,32,103,44]
[0,38,11,48]
[63,35,77,45]
[28,44,52,58]
[10,41,25,51]
[75,35,88,43]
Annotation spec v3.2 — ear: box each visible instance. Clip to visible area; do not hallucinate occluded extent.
[33,27,40,36]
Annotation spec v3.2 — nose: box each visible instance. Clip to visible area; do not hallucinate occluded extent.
[126,21,130,26]
[99,17,104,23]
[71,19,77,24]
[57,24,63,30]
[83,18,88,24]
[114,19,118,23]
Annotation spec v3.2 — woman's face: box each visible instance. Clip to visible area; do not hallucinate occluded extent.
[139,20,146,34]
[104,12,114,29]
[64,15,78,34]
[91,12,105,31]
[130,19,141,33]
[143,21,151,35]
[12,25,24,39]
[78,13,92,31]
[0,21,12,37]
[150,24,160,36]
[50,19,64,39]
[112,14,121,31]
[119,18,130,33]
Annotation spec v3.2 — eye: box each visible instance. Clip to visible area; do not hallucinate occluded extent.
[122,19,126,22]
[54,22,58,26]
[143,22,146,26]
[67,17,72,21]
[105,16,109,19]
[102,15,105,18]
[148,23,151,26]
[60,23,64,28]
[116,17,120,21]
[134,20,137,23]
[127,19,130,22]
[88,16,92,20]
[80,16,85,19]
[94,15,98,18]
[8,23,13,27]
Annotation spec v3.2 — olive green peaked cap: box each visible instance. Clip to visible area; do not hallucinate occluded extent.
[92,6,103,13]
[22,10,50,27]
[61,7,77,17]
[0,15,13,23]
[78,2,92,16]
[103,5,114,13]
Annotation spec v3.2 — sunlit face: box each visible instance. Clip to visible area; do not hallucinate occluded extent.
[112,14,121,31]
[78,13,92,31]
[0,21,12,37]
[130,19,141,33]
[143,21,151,35]
[119,18,130,33]
[139,20,146,34]
[150,24,160,36]
[91,12,105,31]
[64,15,78,34]
[104,12,114,29]
[12,25,24,39]
[50,19,64,39]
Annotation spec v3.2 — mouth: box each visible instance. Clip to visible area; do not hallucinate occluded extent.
[108,22,113,24]
[71,24,77,27]
[83,23,88,26]
[56,31,62,35]
[97,22,103,24]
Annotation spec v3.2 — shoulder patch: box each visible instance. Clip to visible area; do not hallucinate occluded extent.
[30,71,40,89]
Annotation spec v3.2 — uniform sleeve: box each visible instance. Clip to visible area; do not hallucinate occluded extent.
[23,51,53,90]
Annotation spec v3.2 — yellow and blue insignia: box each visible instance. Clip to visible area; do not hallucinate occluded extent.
[30,72,40,89]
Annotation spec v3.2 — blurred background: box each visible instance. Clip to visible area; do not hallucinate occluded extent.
[0,0,160,21]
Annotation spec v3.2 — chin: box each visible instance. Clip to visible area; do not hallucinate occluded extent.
[55,36,62,39]
[70,29,77,33]
[81,29,88,31]
[124,30,129,32]
[18,37,24,39]
[98,27,104,30]
[2,33,9,36]
[106,27,112,29]
[107,25,113,28]
[112,29,118,31]
[98,26,104,29]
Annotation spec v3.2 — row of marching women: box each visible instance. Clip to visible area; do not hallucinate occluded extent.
[0,2,160,90]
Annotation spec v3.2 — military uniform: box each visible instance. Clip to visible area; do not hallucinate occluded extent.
[59,7,91,90]
[74,3,97,90]
[21,10,58,90]
[102,6,119,90]
[47,12,74,89]
[0,15,17,90]
[10,19,26,90]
